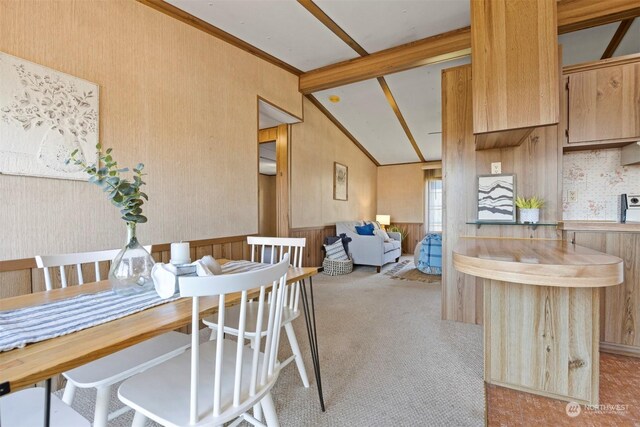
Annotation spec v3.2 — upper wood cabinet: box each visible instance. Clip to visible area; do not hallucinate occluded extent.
[566,57,640,147]
[471,0,559,149]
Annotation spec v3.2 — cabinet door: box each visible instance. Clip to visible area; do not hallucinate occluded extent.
[471,0,559,135]
[568,62,640,144]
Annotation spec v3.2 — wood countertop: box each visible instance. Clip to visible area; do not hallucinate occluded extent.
[453,237,623,287]
[558,221,640,233]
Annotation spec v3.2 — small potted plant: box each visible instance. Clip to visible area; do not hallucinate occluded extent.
[515,196,544,224]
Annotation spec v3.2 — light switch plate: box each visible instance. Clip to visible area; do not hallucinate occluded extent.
[568,190,577,203]
[491,162,502,174]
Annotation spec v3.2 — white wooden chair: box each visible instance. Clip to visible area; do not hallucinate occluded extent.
[203,236,309,389]
[118,254,290,427]
[34,248,192,427]
[0,387,90,426]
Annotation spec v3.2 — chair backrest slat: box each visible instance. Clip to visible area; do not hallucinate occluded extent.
[247,236,306,312]
[35,246,152,291]
[178,255,289,424]
[233,291,248,407]
[59,266,67,288]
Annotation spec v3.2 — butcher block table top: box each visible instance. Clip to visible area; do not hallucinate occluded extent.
[453,237,623,287]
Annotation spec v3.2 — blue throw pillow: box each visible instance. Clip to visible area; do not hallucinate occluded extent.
[355,223,375,235]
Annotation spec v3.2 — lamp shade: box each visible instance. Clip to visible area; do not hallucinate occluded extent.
[376,214,391,226]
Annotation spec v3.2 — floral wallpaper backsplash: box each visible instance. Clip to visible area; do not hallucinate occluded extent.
[563,148,640,221]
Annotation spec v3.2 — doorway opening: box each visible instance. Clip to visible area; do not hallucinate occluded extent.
[257,98,301,237]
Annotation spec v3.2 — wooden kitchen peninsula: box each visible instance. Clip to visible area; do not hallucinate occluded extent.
[453,237,623,405]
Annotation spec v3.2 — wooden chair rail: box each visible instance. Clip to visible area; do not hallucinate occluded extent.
[0,234,256,299]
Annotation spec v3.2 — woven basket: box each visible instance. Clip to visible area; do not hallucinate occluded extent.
[322,257,353,276]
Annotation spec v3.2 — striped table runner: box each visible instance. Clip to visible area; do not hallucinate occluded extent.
[0,260,268,352]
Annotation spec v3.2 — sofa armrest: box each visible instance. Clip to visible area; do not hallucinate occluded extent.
[387,231,401,242]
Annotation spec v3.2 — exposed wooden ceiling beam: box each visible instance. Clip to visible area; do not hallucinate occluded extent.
[300,0,640,93]
[377,77,426,162]
[297,0,368,57]
[557,0,640,34]
[305,95,380,166]
[298,0,426,162]
[299,27,471,94]
[601,18,635,59]
[136,0,302,75]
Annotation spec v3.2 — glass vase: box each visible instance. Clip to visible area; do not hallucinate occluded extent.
[109,222,155,295]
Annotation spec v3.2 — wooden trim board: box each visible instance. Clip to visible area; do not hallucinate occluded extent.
[136,0,301,75]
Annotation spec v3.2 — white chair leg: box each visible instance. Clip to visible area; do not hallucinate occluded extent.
[284,322,310,388]
[260,393,279,427]
[132,411,148,427]
[61,382,77,405]
[93,385,111,427]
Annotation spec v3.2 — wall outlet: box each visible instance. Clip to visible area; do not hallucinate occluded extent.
[568,190,578,203]
[491,162,502,174]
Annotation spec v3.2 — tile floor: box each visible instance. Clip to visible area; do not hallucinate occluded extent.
[486,353,640,426]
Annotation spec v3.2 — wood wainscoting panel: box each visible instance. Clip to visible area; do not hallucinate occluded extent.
[484,279,599,404]
[389,222,425,255]
[569,231,640,357]
[289,226,336,267]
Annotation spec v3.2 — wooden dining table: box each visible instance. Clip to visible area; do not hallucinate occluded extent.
[0,259,325,424]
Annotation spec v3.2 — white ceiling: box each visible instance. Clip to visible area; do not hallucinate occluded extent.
[559,21,640,66]
[166,1,640,165]
[314,0,470,53]
[258,99,301,129]
[259,141,276,175]
[166,0,359,71]
[315,79,420,164]
[384,56,470,161]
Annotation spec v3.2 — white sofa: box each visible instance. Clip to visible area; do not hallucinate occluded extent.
[335,221,402,272]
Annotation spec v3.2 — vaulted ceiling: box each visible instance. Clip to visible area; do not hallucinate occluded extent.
[162,0,640,165]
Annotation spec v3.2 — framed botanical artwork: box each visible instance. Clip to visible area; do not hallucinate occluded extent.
[333,162,348,201]
[477,173,516,222]
[0,51,99,180]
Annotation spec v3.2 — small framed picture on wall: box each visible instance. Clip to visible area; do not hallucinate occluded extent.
[333,162,348,201]
[477,173,516,222]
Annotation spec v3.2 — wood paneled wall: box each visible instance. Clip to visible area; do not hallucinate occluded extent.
[289,225,336,267]
[389,222,425,255]
[0,235,252,299]
[568,231,640,357]
[441,64,562,325]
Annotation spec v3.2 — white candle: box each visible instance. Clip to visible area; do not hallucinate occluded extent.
[170,242,191,265]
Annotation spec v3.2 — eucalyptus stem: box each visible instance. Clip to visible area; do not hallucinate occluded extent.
[67,143,148,224]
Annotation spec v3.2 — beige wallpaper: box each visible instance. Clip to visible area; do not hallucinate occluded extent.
[0,0,304,260]
[290,98,378,228]
[377,163,425,223]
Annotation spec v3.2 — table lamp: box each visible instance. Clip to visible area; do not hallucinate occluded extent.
[376,214,391,230]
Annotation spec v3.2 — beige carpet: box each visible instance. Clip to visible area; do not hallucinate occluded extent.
[384,259,442,283]
[57,257,484,426]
